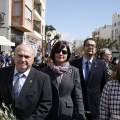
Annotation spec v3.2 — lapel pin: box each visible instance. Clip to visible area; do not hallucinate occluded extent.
[30,80,32,83]
[67,69,72,75]
[95,65,97,67]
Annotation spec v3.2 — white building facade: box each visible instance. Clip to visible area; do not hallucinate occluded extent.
[72,40,83,56]
[0,0,46,56]
[112,12,120,43]
[73,40,83,48]
[92,25,112,40]
[0,0,12,52]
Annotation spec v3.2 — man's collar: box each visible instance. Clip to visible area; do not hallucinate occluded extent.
[14,67,31,77]
[83,57,93,64]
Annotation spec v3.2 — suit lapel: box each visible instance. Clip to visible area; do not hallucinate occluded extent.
[47,68,58,89]
[79,58,85,81]
[7,67,15,100]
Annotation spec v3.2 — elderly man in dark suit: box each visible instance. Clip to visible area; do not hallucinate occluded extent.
[0,44,52,120]
[99,48,114,78]
[70,38,107,120]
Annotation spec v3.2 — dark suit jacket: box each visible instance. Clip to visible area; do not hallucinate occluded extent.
[42,65,86,120]
[0,66,52,120]
[70,57,107,117]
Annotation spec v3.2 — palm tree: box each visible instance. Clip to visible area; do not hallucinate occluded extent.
[52,34,61,47]
[45,25,56,35]
[45,25,61,46]
[45,25,61,55]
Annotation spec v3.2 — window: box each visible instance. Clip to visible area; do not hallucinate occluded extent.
[117,21,120,25]
[112,30,114,36]
[114,23,116,27]
[115,28,118,35]
[14,2,21,16]
[0,13,4,23]
[25,5,32,21]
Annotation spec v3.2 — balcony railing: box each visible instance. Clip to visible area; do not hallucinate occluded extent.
[36,8,41,16]
[34,24,41,33]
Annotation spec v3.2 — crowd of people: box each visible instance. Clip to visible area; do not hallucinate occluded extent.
[0,51,14,68]
[0,38,119,120]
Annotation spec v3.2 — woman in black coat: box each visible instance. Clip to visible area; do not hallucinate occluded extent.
[42,41,86,120]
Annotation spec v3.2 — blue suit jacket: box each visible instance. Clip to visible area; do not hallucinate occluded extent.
[70,57,107,117]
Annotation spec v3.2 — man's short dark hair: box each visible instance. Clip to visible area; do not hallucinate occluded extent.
[83,38,96,47]
[50,41,71,62]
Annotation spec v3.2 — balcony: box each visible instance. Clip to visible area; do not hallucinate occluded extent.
[11,16,32,32]
[36,8,41,16]
[33,9,44,24]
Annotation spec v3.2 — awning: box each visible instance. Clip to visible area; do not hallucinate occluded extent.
[0,36,15,46]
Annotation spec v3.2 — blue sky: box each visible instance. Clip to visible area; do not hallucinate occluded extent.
[46,0,120,43]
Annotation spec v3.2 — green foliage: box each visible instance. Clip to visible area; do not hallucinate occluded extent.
[95,37,119,56]
[0,103,16,120]
[45,25,56,35]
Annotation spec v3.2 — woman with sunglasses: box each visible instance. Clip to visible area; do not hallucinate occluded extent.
[42,41,86,120]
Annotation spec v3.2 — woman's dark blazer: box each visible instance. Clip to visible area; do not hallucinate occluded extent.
[42,65,86,120]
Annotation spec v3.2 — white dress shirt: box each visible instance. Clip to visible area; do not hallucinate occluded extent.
[13,67,31,93]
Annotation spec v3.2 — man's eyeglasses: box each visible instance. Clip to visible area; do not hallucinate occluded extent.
[85,44,96,48]
[55,50,68,55]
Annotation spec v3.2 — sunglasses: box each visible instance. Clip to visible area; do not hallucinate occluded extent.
[55,50,68,55]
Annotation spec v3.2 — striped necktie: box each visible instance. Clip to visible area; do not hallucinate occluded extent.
[14,73,24,101]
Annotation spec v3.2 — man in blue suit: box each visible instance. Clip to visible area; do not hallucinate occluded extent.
[70,38,107,120]
[0,44,52,120]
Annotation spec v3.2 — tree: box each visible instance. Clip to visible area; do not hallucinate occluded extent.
[52,34,61,47]
[45,25,61,46]
[45,25,56,35]
[95,37,120,56]
[44,25,62,55]
[72,46,83,57]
